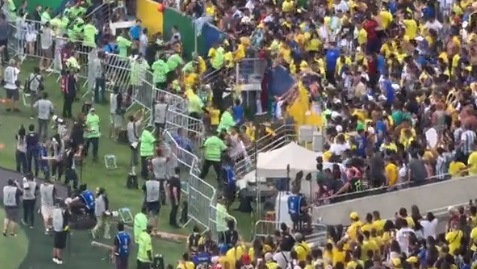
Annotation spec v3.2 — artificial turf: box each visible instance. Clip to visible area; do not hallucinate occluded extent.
[0,59,254,269]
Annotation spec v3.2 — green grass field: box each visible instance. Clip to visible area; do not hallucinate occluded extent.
[0,59,255,269]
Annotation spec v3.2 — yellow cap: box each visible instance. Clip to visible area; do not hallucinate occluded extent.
[392,258,401,267]
[349,212,359,220]
[406,257,418,264]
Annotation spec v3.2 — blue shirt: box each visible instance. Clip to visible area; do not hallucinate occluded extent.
[193,252,211,267]
[80,190,95,211]
[222,165,236,187]
[287,195,302,215]
[172,133,193,153]
[383,79,395,105]
[116,231,131,256]
[129,25,141,40]
[325,48,340,71]
[377,55,386,75]
[104,43,118,54]
[356,134,367,158]
[232,105,244,125]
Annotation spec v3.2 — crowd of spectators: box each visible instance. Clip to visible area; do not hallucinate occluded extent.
[173,0,477,202]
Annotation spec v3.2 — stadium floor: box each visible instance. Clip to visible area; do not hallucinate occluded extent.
[0,167,110,269]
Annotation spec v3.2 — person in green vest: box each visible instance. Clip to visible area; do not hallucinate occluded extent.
[49,15,62,36]
[133,206,148,243]
[84,107,101,161]
[117,30,132,58]
[210,42,225,70]
[41,7,51,24]
[198,131,227,185]
[69,17,84,41]
[217,106,235,133]
[82,19,98,47]
[151,54,169,90]
[130,54,150,90]
[187,85,204,122]
[6,0,16,20]
[139,126,156,179]
[170,79,181,93]
[166,48,184,83]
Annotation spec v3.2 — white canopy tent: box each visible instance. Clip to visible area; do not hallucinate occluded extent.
[256,142,317,178]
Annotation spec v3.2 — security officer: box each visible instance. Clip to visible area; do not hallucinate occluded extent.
[152,96,168,138]
[114,222,131,269]
[287,187,311,232]
[142,178,160,226]
[84,107,101,161]
[3,179,22,237]
[91,187,111,239]
[137,224,154,269]
[22,174,38,228]
[79,186,95,216]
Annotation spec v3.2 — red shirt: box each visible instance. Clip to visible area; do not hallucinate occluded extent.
[362,19,378,40]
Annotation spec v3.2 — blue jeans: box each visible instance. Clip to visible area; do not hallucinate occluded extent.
[94,77,106,104]
[16,150,28,174]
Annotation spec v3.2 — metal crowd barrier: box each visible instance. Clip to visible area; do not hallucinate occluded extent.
[164,130,233,240]
[8,18,217,235]
[165,107,206,150]
[235,124,297,179]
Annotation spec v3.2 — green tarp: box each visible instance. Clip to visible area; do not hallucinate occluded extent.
[162,8,205,60]
[14,0,65,14]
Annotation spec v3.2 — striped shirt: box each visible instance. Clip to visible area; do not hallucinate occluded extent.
[460,130,476,155]
[435,152,454,180]
[454,127,463,144]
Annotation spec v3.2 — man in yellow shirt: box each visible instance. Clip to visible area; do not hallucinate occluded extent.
[294,233,311,261]
[467,146,477,175]
[385,157,398,186]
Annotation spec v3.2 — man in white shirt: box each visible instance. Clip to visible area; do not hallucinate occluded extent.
[395,218,416,256]
[40,179,56,234]
[3,178,23,236]
[4,59,20,112]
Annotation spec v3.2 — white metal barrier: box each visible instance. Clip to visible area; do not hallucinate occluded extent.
[164,130,235,241]
[8,18,217,235]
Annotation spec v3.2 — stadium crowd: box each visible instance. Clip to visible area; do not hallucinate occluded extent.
[5,0,477,267]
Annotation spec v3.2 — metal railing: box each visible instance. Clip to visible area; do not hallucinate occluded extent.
[235,124,298,179]
[163,130,237,241]
[254,220,328,246]
[7,18,218,236]
[314,170,460,206]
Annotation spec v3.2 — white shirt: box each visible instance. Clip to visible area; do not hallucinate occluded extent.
[273,251,290,269]
[425,20,443,32]
[4,66,19,90]
[139,33,148,56]
[333,0,349,13]
[329,142,350,156]
[396,227,416,256]
[420,219,438,239]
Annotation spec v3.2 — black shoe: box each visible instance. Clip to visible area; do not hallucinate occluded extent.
[13,108,20,112]
[6,108,11,112]
[2,231,6,236]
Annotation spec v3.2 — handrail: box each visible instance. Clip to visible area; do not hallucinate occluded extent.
[315,169,469,205]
